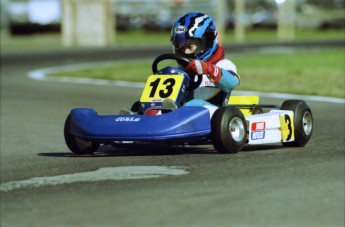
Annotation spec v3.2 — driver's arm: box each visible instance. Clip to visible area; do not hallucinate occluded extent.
[184,60,240,92]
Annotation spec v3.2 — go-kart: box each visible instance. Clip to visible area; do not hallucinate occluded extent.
[64,54,313,155]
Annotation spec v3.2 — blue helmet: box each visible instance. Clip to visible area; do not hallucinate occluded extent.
[171,12,218,61]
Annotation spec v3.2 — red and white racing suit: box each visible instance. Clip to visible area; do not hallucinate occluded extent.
[184,46,240,117]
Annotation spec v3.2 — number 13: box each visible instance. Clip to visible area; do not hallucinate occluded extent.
[149,78,176,98]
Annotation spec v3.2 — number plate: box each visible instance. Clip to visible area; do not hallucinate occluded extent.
[279,114,295,142]
[140,74,185,103]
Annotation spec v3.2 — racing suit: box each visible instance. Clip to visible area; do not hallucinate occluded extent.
[184,46,240,115]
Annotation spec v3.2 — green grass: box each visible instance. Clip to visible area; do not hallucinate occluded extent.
[1,28,344,51]
[233,49,345,97]
[49,48,345,98]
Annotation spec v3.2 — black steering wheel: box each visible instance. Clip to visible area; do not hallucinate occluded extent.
[151,53,203,91]
[152,53,190,74]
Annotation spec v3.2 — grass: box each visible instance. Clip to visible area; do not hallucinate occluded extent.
[233,49,344,97]
[48,48,345,98]
[1,28,344,51]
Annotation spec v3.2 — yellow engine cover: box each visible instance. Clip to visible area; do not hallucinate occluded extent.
[228,96,260,116]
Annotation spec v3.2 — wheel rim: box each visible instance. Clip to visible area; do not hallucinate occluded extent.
[229,117,246,142]
[302,111,313,136]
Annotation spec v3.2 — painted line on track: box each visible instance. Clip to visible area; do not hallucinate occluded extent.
[28,60,148,88]
[0,166,188,192]
[28,61,345,104]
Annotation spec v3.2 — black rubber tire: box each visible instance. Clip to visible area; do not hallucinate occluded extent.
[211,106,247,153]
[64,114,99,155]
[281,100,313,147]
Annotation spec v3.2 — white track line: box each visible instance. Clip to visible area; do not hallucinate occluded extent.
[0,166,188,192]
[28,60,147,88]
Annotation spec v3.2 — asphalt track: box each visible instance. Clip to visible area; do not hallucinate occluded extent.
[1,43,344,227]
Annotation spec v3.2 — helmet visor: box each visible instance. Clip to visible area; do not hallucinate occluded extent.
[172,38,203,58]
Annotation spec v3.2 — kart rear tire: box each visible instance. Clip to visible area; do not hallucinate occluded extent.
[64,114,99,155]
[280,100,313,147]
[211,106,247,153]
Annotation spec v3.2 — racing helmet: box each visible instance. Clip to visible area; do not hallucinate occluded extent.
[170,12,218,61]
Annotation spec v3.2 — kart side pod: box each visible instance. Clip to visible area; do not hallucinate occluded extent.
[210,99,313,153]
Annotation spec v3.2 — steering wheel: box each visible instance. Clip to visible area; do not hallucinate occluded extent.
[151,53,203,91]
[152,53,190,74]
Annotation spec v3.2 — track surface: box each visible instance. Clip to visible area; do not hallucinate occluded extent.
[1,46,344,227]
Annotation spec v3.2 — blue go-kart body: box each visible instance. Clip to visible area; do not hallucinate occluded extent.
[68,106,211,143]
[64,54,218,154]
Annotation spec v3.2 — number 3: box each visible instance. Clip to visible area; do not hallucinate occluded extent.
[284,114,293,141]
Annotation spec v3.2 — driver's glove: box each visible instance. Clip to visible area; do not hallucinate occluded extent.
[185,60,222,83]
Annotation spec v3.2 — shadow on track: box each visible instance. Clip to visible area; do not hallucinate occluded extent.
[38,144,283,158]
[38,145,215,158]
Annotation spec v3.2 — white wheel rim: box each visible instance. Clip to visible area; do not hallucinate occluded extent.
[229,117,245,143]
[303,111,313,136]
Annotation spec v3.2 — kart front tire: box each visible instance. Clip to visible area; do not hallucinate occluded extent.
[281,100,313,147]
[64,114,99,155]
[211,106,247,153]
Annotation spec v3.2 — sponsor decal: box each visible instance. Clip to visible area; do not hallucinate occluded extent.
[251,122,265,140]
[115,117,140,122]
[251,122,266,131]
[174,25,188,34]
[251,131,265,140]
[214,67,219,78]
[144,108,161,115]
[204,80,215,86]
